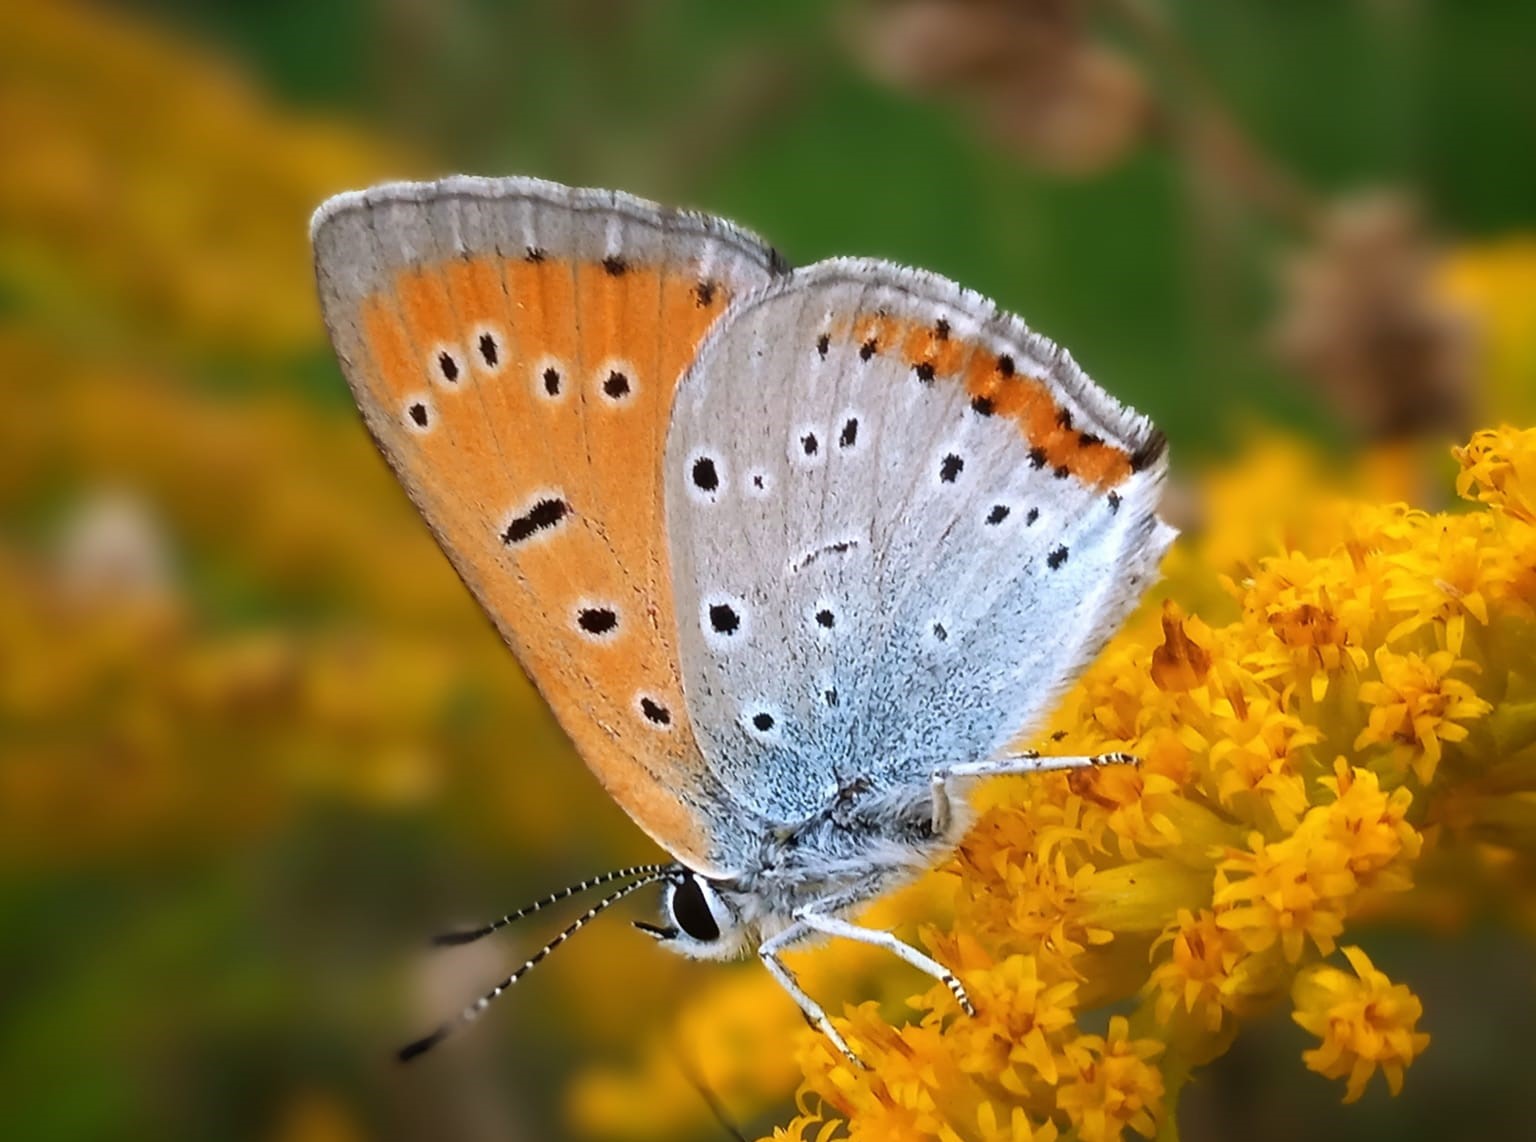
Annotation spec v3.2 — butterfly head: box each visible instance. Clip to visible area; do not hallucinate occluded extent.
[634,868,753,961]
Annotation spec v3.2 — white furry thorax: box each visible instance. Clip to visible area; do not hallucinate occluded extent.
[662,778,975,960]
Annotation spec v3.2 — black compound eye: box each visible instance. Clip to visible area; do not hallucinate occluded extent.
[671,875,721,942]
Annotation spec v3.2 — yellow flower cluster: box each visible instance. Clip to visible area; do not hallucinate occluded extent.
[760,427,1536,1139]
[572,427,1536,1142]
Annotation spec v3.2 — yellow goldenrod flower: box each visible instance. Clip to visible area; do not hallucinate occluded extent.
[798,1006,975,1141]
[1383,514,1497,654]
[762,1111,851,1142]
[1354,648,1492,783]
[1291,946,1431,1103]
[973,1099,1060,1142]
[1053,1017,1163,1142]
[1205,695,1317,831]
[942,954,1077,1089]
[1455,425,1536,526]
[1306,759,1422,892]
[1146,908,1263,1034]
[1237,549,1377,701]
[1213,832,1354,962]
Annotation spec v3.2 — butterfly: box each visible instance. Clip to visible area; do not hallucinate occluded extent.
[311,176,1175,1065]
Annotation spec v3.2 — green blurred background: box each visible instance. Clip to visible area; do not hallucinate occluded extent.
[4,1,1535,1140]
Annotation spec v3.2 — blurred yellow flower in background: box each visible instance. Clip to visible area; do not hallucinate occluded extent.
[1440,242,1536,427]
[0,0,411,358]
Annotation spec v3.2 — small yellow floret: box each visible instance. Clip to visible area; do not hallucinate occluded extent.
[1292,946,1431,1102]
[1354,648,1491,783]
[1054,1017,1164,1142]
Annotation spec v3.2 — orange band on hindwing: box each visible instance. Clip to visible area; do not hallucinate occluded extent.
[831,313,1134,490]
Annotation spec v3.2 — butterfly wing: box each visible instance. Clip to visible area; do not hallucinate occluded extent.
[312,176,784,873]
[663,258,1174,823]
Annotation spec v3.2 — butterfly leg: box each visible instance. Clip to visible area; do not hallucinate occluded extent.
[793,909,975,1016]
[757,923,866,1067]
[930,750,1138,834]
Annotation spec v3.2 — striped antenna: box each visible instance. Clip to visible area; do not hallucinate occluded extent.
[431,863,672,946]
[399,867,675,1062]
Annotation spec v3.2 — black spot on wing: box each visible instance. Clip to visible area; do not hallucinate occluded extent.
[708,603,740,635]
[691,456,719,492]
[502,498,569,545]
[577,607,618,635]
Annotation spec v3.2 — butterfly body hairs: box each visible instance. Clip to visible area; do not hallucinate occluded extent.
[311,177,1174,1064]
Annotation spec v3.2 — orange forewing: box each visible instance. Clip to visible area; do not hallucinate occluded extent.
[352,252,745,869]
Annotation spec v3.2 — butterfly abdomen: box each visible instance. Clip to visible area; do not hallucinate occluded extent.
[722,777,963,931]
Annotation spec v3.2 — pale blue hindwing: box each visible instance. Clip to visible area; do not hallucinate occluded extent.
[664,258,1174,826]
